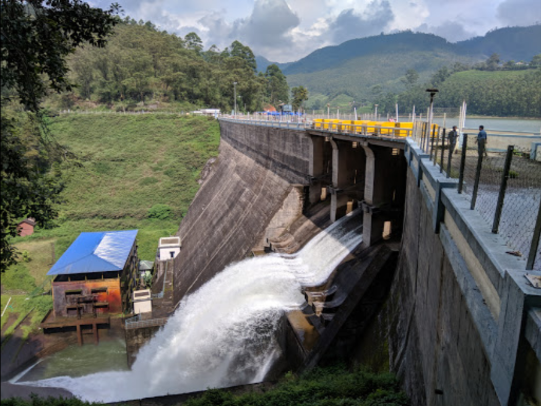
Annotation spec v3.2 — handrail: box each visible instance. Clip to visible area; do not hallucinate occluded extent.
[125,316,168,330]
[219,117,412,138]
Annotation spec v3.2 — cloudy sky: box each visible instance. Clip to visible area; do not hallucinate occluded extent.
[90,0,540,62]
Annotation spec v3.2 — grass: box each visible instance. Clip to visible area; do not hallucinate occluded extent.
[2,113,221,340]
[186,365,409,406]
[448,69,530,82]
[1,295,52,344]
[0,365,408,406]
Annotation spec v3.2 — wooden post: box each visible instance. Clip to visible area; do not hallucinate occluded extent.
[76,324,82,346]
[93,323,99,345]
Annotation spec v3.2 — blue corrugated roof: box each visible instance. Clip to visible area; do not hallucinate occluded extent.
[47,230,138,275]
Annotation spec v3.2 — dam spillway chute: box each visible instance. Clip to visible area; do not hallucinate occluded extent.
[18,210,364,402]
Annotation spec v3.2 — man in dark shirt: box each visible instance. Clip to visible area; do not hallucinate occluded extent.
[477,125,488,157]
[448,125,458,154]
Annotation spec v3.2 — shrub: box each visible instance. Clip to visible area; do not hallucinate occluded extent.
[22,250,31,262]
[147,204,172,220]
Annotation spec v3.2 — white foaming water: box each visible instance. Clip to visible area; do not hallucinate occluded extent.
[20,210,363,402]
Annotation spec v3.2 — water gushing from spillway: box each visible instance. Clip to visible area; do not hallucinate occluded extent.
[20,210,363,402]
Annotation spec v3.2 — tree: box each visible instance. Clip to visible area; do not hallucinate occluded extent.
[531,54,541,68]
[404,69,419,86]
[486,53,500,71]
[1,0,119,270]
[265,64,289,107]
[185,32,203,52]
[230,41,257,72]
[431,66,450,86]
[292,86,309,112]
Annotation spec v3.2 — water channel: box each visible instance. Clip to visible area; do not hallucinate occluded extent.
[17,210,364,402]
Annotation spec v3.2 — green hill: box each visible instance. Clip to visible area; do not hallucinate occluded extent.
[282,26,541,107]
[284,32,477,103]
[457,25,541,61]
[3,114,220,295]
[385,69,541,117]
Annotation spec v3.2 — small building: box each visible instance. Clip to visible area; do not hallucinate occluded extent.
[17,218,36,237]
[47,230,139,318]
[139,259,154,287]
[132,289,152,314]
[158,236,181,260]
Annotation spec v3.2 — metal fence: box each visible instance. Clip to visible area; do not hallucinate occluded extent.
[124,314,168,330]
[414,125,541,270]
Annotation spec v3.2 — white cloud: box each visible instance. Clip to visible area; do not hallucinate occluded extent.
[99,0,538,61]
[416,20,476,42]
[497,0,541,26]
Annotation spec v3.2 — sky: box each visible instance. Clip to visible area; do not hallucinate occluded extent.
[90,0,540,62]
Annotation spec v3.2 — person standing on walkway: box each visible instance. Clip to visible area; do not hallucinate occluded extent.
[476,125,488,157]
[448,125,458,154]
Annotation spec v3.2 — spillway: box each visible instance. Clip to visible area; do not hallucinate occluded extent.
[19,210,363,402]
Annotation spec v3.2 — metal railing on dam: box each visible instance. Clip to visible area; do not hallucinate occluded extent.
[219,117,415,139]
[409,126,541,271]
[223,116,540,271]
[404,135,541,405]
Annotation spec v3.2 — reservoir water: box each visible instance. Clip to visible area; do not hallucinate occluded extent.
[18,210,364,402]
[431,117,541,134]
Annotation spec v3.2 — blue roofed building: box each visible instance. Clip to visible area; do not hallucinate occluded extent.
[48,230,139,319]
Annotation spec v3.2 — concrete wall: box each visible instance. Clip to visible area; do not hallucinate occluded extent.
[387,169,500,405]
[125,325,161,367]
[382,138,541,406]
[173,120,313,303]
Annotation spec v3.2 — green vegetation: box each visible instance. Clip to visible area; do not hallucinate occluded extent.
[0,366,408,406]
[1,114,220,342]
[264,64,290,107]
[283,26,540,115]
[1,0,120,270]
[5,113,220,271]
[375,68,541,117]
[183,367,408,406]
[0,396,103,406]
[1,295,53,343]
[291,86,309,112]
[45,20,289,115]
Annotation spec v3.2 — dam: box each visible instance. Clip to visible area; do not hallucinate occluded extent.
[169,117,540,405]
[21,117,541,405]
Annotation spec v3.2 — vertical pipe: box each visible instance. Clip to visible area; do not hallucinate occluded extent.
[430,124,437,161]
[433,128,440,165]
[526,200,541,270]
[492,145,514,234]
[440,128,446,173]
[446,136,453,178]
[471,152,484,210]
[458,134,468,193]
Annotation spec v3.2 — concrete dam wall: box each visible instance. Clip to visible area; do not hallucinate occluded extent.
[170,120,540,406]
[173,121,314,303]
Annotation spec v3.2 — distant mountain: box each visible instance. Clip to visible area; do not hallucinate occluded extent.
[255,55,291,73]
[282,26,541,103]
[456,25,541,62]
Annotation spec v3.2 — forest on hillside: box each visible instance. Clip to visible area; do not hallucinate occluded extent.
[45,17,290,113]
[373,55,541,117]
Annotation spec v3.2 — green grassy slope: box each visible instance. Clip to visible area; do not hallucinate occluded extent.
[4,114,220,296]
[288,50,475,102]
[435,69,540,117]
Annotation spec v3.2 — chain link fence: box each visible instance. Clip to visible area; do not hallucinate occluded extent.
[416,125,541,270]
